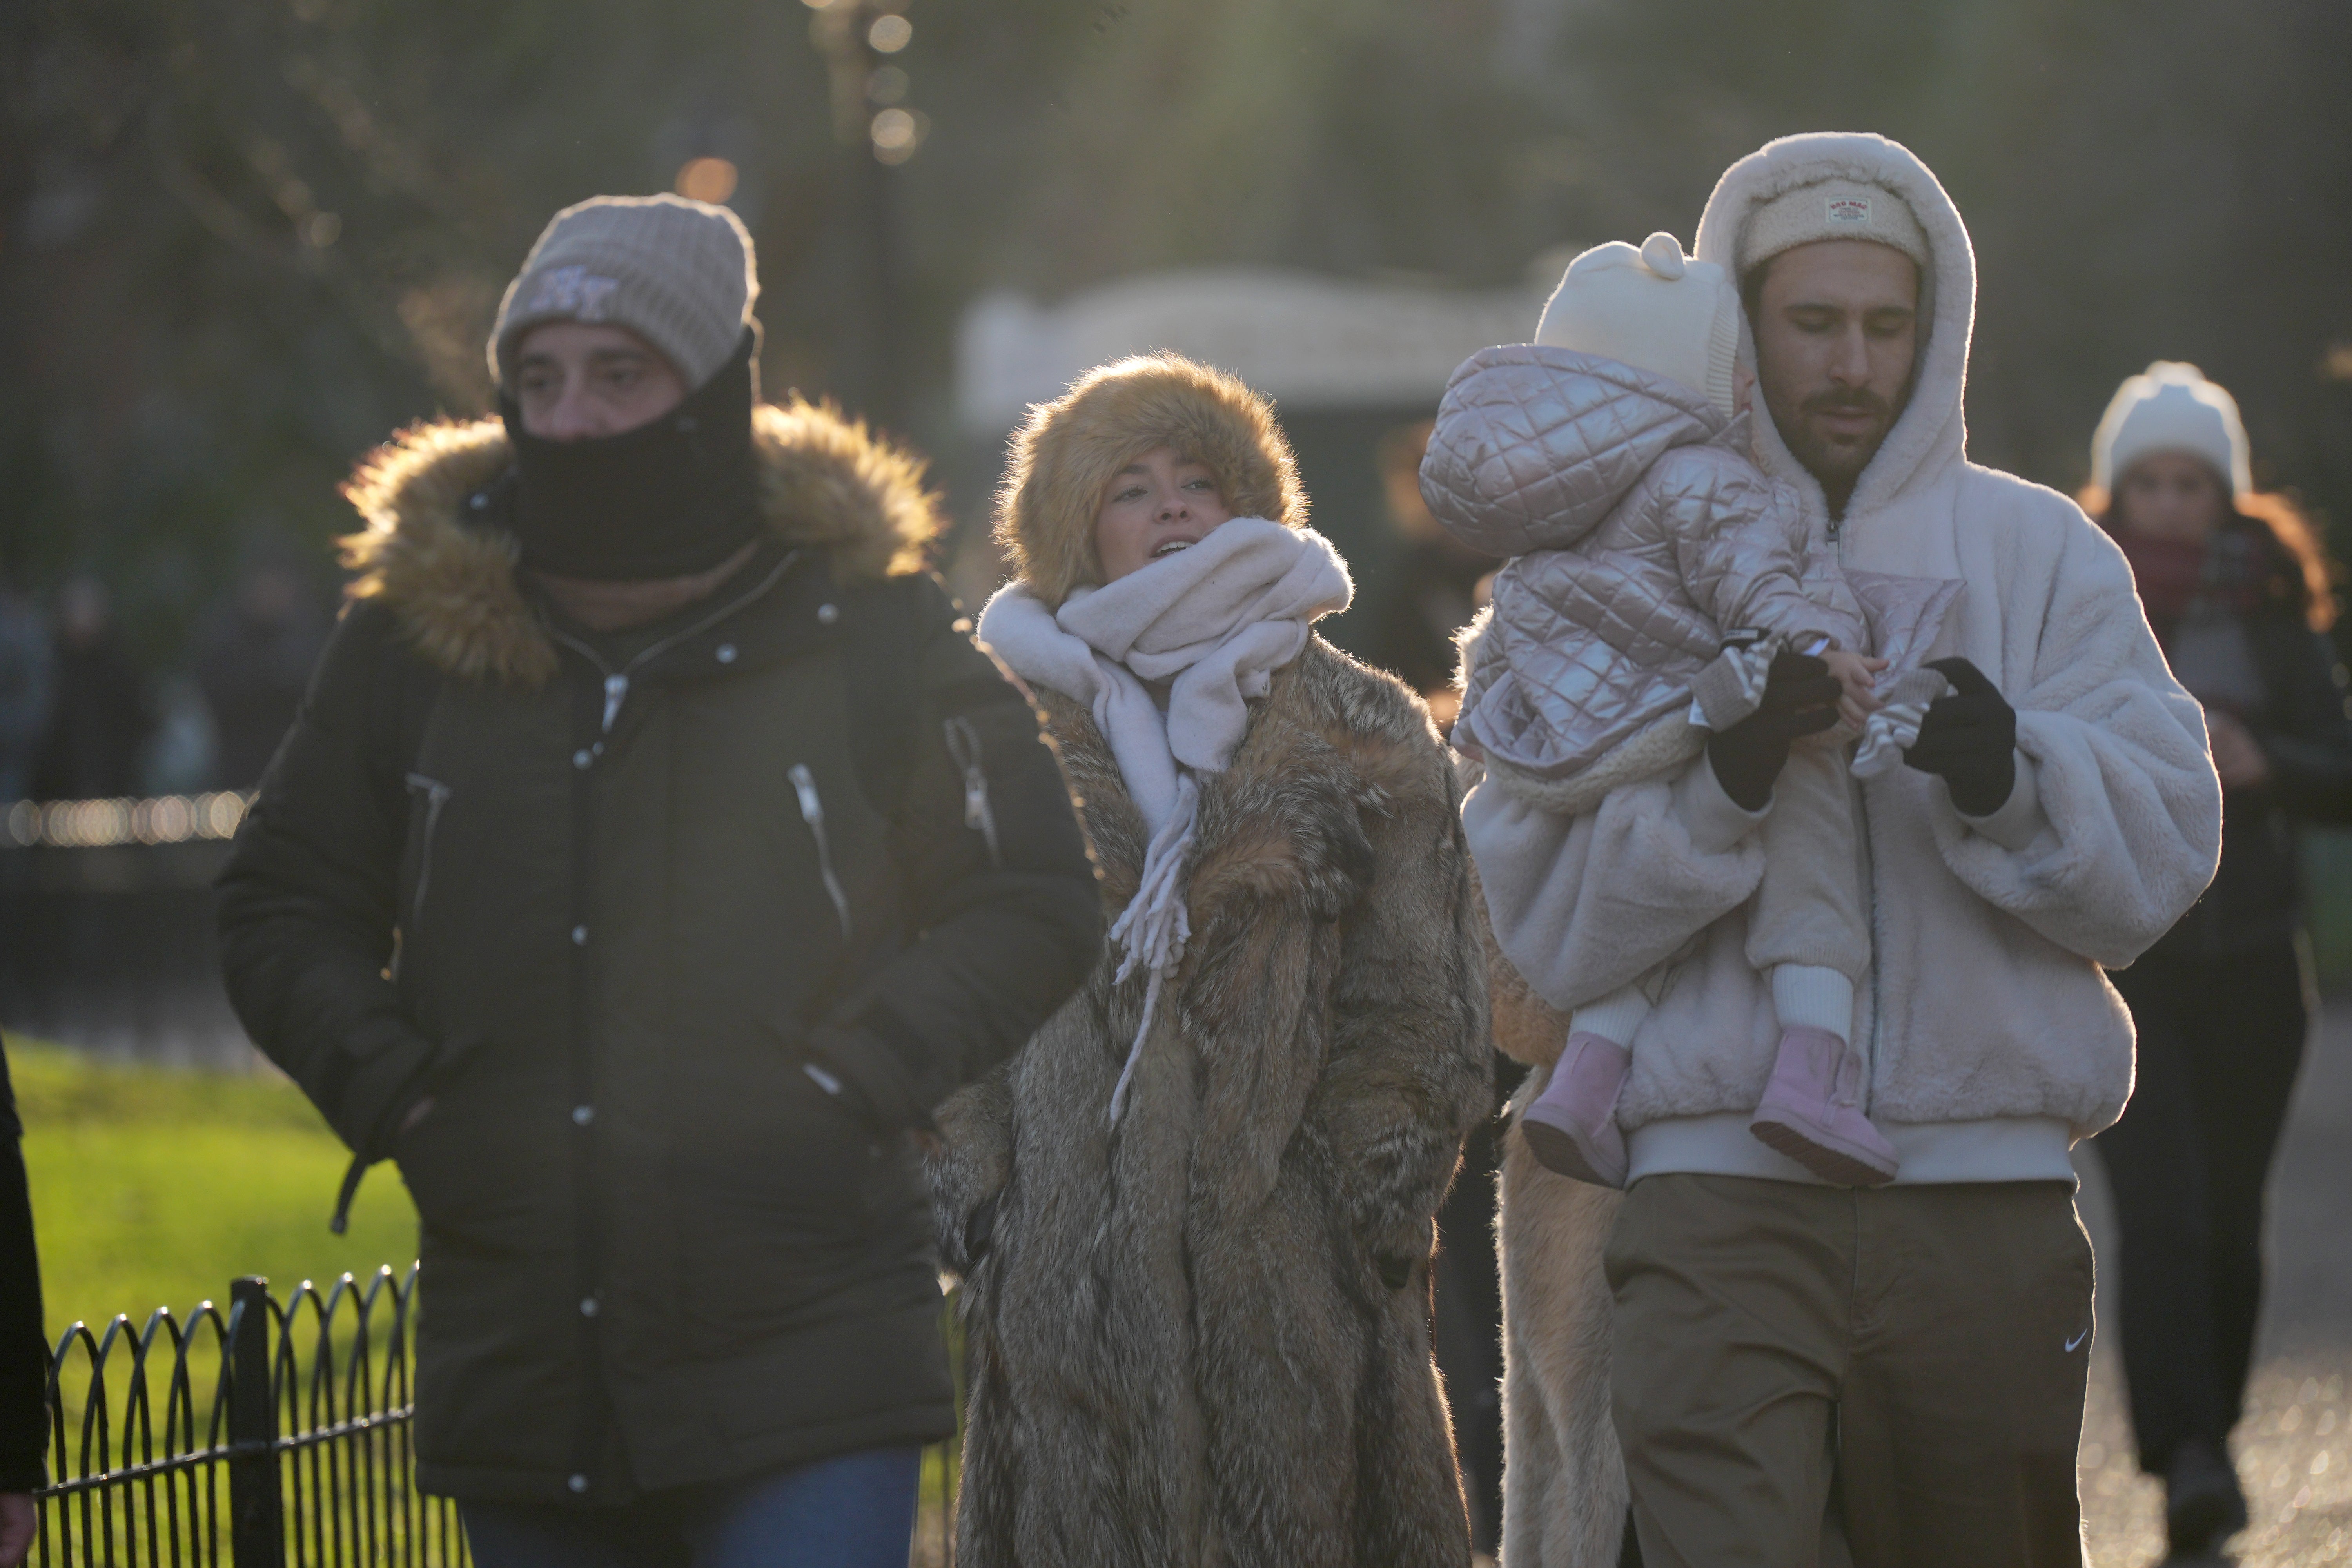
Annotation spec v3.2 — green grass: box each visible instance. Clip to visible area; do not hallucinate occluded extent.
[12,1038,419,1344]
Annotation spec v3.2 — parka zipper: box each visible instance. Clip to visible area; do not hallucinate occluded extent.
[940,715,1002,867]
[543,549,802,736]
[1837,525,1881,1114]
[788,764,854,940]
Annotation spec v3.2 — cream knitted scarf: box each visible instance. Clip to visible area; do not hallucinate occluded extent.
[977,517,1352,1122]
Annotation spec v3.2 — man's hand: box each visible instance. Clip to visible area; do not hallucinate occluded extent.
[2205,708,2273,791]
[1706,650,1844,810]
[1905,657,2018,816]
[1,1490,36,1568]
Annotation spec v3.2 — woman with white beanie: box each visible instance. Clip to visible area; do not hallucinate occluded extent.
[929,351,1492,1566]
[2088,362,2352,1557]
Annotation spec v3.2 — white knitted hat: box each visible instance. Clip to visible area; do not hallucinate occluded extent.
[1533,232,1741,419]
[2090,361,2252,497]
[488,194,759,390]
[1738,178,1930,275]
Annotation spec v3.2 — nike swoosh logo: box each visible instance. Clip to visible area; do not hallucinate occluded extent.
[2065,1328,2090,1353]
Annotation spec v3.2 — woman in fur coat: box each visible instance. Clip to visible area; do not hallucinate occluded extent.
[931,352,1491,1567]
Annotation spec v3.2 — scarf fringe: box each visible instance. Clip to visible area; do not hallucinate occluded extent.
[1105,774,1199,1125]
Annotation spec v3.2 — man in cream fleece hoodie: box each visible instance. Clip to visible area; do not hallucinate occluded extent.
[1466,133,2221,1565]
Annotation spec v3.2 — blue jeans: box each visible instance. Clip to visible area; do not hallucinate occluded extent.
[460,1446,923,1568]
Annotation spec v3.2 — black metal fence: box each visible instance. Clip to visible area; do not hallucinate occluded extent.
[36,1265,468,1567]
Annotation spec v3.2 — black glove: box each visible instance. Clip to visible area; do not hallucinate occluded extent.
[1905,657,2018,817]
[1705,650,1843,811]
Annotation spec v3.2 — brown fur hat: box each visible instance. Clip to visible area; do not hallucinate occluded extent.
[994,352,1310,607]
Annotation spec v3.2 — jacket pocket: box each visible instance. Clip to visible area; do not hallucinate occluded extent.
[788,763,853,940]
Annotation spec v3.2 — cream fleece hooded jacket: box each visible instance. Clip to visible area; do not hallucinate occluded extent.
[1465,132,2222,1183]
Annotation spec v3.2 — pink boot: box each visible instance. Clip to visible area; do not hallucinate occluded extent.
[1520,1033,1631,1188]
[1749,1027,1899,1185]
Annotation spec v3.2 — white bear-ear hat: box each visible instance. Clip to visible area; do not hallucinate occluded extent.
[1533,231,1741,419]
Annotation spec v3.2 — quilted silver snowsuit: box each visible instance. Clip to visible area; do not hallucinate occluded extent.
[1421,344,1864,780]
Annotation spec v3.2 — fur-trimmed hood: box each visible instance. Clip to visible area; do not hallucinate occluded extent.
[338,399,945,688]
[1693,131,1976,526]
[993,352,1310,608]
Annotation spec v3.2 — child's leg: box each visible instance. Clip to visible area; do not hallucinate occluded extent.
[1521,981,1646,1189]
[1571,984,1651,1049]
[1744,740,1898,1184]
[1745,737,1868,1011]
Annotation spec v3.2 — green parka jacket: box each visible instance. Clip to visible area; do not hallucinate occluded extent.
[216,402,1102,1503]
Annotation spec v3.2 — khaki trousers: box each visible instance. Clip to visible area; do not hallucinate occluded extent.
[1605,1174,2094,1568]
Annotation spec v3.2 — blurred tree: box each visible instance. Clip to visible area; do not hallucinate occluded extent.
[3,0,2347,674]
[1521,0,2352,543]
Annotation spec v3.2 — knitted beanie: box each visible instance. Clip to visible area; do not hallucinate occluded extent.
[488,194,758,390]
[1533,233,1740,419]
[2090,361,2252,497]
[1739,178,1930,276]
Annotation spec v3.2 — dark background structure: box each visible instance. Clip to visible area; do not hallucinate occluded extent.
[6,0,2349,667]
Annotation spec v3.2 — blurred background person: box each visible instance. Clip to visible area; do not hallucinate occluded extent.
[0,575,50,806]
[1356,419,1499,732]
[2089,361,2352,1559]
[31,577,149,803]
[189,536,332,792]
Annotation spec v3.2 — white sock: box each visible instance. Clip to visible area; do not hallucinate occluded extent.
[1772,964,1854,1040]
[1570,984,1651,1048]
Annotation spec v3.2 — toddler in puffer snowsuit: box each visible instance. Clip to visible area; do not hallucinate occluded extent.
[1423,232,1956,1188]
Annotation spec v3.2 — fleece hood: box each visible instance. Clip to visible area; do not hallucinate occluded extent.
[1694,132,1976,530]
[338,398,944,688]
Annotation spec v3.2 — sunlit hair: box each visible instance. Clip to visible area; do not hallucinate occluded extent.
[2083,474,2338,633]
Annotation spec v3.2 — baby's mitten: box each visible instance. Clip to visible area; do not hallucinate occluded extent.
[1850,666,1952,779]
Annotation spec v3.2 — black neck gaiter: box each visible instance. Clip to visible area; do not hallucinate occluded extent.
[501,327,762,581]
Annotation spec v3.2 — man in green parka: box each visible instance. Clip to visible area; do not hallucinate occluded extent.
[216,194,1103,1568]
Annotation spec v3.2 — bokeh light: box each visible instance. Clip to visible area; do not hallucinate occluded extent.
[868,14,911,53]
[675,156,740,204]
[871,107,918,164]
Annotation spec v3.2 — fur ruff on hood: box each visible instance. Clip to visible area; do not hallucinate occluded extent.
[994,352,1311,608]
[338,399,944,688]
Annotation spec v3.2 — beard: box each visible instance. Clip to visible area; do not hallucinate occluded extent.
[1779,385,1902,490]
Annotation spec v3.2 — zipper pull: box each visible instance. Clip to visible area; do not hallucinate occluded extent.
[602,674,629,734]
[789,764,854,939]
[942,716,1002,866]
[788,764,824,827]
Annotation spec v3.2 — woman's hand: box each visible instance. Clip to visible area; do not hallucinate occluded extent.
[2206,708,2274,791]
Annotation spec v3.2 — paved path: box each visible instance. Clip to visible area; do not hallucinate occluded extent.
[2075,994,2352,1566]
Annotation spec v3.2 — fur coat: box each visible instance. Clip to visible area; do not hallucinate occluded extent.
[931,641,1491,1566]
